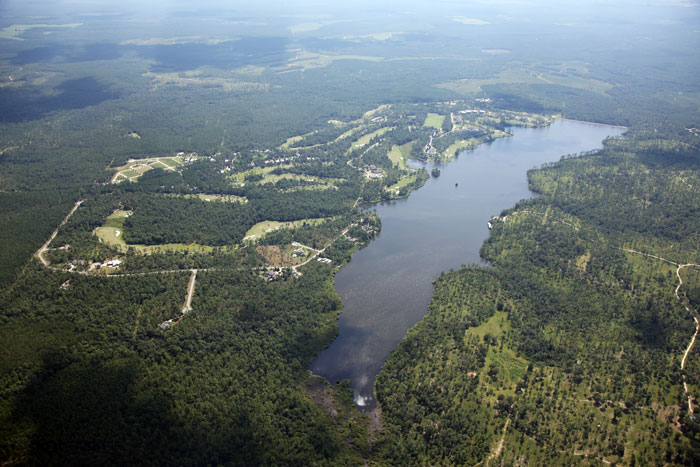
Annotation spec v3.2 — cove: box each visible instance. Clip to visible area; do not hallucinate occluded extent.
[310,119,625,409]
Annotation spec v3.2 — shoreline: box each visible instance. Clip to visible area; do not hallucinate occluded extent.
[561,117,628,130]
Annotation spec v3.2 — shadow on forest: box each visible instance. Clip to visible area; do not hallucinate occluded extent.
[8,352,262,466]
[0,77,120,123]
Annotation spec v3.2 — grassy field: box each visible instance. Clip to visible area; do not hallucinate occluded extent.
[231,165,290,183]
[423,113,445,130]
[386,174,418,193]
[243,218,328,241]
[387,142,413,169]
[279,135,305,149]
[336,124,365,142]
[278,52,383,73]
[350,126,393,150]
[94,210,214,253]
[445,138,479,158]
[0,23,82,39]
[437,67,613,96]
[233,166,341,188]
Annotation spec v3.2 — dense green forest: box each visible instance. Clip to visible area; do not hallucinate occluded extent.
[375,131,700,465]
[1,1,700,465]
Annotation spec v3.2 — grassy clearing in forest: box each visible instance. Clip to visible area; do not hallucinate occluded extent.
[423,113,445,129]
[350,127,393,150]
[94,210,214,253]
[387,143,413,170]
[243,218,329,241]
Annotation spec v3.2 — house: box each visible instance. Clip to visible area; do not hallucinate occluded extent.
[292,249,307,258]
[264,269,280,281]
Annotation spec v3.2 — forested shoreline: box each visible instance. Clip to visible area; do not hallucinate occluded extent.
[1,2,700,464]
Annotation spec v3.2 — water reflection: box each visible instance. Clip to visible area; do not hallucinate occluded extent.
[310,120,625,409]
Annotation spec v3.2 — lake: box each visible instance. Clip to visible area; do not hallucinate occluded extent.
[310,119,625,409]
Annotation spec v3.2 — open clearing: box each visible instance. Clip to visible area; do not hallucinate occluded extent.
[388,142,413,170]
[279,52,383,74]
[445,138,480,158]
[169,193,248,203]
[386,174,418,193]
[423,113,445,129]
[467,310,529,399]
[94,210,215,254]
[244,218,329,242]
[350,127,393,150]
[436,67,613,96]
[111,156,185,183]
[233,166,340,188]
[0,23,82,40]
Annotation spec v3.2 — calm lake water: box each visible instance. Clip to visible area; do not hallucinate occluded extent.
[310,119,625,409]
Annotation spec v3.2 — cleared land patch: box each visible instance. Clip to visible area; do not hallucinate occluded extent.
[0,23,82,40]
[143,70,269,92]
[386,174,419,193]
[175,193,248,203]
[243,218,329,242]
[423,113,445,129]
[466,310,529,400]
[350,127,393,150]
[279,51,383,73]
[387,143,413,170]
[111,156,186,183]
[437,67,613,96]
[445,138,480,157]
[94,210,214,254]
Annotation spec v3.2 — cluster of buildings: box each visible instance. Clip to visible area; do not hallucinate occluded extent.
[176,152,199,163]
[364,164,385,180]
[291,249,307,258]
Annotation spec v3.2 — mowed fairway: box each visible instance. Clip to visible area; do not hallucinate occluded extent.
[94,210,215,253]
[244,218,329,241]
[388,142,413,169]
[423,113,445,129]
[349,127,393,150]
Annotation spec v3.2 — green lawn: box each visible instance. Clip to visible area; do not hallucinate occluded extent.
[94,210,214,253]
[350,127,393,150]
[445,138,479,158]
[386,174,418,193]
[423,113,445,130]
[387,142,413,170]
[243,218,329,241]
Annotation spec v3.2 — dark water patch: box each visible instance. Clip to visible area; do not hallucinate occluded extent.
[310,120,625,409]
[0,77,120,123]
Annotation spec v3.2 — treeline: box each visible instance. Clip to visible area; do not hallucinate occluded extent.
[0,261,367,465]
[122,185,358,246]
